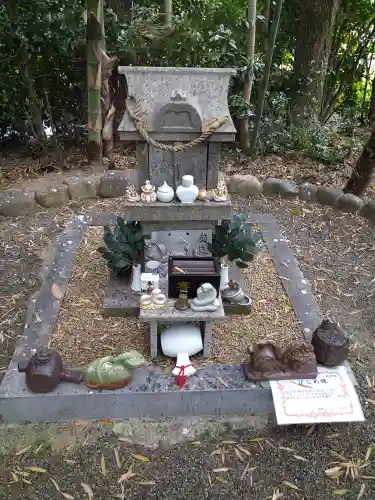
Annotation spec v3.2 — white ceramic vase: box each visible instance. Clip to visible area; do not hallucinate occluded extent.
[131,264,141,293]
[176,175,198,204]
[156,181,175,203]
[220,262,229,290]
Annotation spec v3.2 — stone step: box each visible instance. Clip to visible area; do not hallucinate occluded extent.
[0,361,357,424]
[89,200,232,224]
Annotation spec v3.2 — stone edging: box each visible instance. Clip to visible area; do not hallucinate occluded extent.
[0,169,374,224]
[225,175,375,224]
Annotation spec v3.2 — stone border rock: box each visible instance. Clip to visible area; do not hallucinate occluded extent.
[226,175,375,224]
[1,170,375,224]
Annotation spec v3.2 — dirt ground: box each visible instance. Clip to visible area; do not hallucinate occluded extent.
[1,150,375,499]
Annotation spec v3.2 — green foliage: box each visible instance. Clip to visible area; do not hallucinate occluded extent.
[0,0,85,138]
[209,213,262,268]
[254,91,356,163]
[97,217,145,273]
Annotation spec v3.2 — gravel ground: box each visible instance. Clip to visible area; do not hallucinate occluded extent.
[51,227,302,366]
[1,177,375,499]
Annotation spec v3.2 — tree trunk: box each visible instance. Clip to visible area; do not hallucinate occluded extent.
[361,44,375,124]
[344,125,375,196]
[101,50,118,158]
[238,0,257,152]
[164,0,173,28]
[263,0,271,52]
[250,0,284,153]
[23,55,45,142]
[369,77,375,122]
[290,0,340,126]
[87,0,104,165]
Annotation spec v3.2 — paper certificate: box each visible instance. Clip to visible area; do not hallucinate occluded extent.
[270,365,365,425]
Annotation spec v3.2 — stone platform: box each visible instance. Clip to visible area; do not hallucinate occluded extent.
[0,213,357,424]
[103,263,251,317]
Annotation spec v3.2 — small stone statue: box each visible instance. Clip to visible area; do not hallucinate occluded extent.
[197,189,211,203]
[221,280,251,305]
[242,340,317,382]
[126,185,141,202]
[140,180,157,203]
[213,179,228,202]
[140,288,167,309]
[190,283,220,312]
[84,350,145,389]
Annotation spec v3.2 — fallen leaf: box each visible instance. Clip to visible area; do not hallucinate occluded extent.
[118,467,136,484]
[51,283,63,299]
[250,437,266,442]
[221,440,236,444]
[215,476,228,484]
[15,471,30,477]
[117,438,132,444]
[10,472,19,482]
[15,445,32,456]
[132,454,150,462]
[282,481,302,491]
[100,454,106,476]
[333,490,350,496]
[65,460,76,465]
[21,478,32,485]
[81,483,94,500]
[361,475,375,479]
[234,447,244,461]
[236,445,251,456]
[26,467,47,474]
[213,468,229,473]
[50,478,61,492]
[305,425,316,438]
[357,483,366,500]
[136,481,156,485]
[61,493,75,500]
[293,455,308,462]
[365,446,372,462]
[190,441,201,446]
[279,446,295,453]
[330,450,347,461]
[114,448,121,469]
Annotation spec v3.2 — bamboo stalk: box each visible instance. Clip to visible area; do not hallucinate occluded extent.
[86,0,104,164]
[250,0,284,153]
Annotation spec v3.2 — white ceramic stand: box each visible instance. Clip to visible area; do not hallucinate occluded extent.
[131,264,141,292]
[220,262,229,290]
[172,353,196,377]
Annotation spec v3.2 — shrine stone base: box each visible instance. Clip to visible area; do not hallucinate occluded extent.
[0,213,357,424]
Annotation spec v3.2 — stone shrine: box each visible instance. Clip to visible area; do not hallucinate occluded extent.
[105,66,251,358]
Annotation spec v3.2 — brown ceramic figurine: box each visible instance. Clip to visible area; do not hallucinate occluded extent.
[312,319,349,367]
[18,346,83,393]
[242,341,317,382]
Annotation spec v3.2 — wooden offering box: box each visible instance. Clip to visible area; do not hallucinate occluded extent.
[168,257,221,298]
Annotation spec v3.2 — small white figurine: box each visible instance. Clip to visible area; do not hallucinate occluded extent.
[140,288,167,309]
[190,283,220,312]
[213,179,228,202]
[140,180,157,203]
[126,185,141,202]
